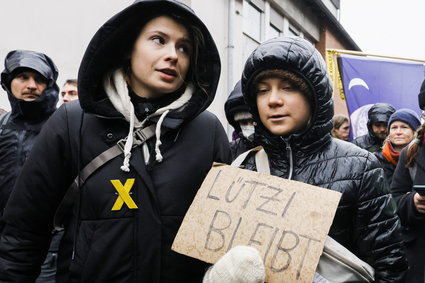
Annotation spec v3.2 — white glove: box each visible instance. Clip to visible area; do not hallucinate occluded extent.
[203,246,265,283]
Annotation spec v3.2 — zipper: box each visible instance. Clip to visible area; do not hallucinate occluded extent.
[282,138,294,180]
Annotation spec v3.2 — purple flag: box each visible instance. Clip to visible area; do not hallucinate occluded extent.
[337,54,425,138]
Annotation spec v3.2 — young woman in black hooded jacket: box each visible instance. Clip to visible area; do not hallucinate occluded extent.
[0,1,231,282]
[237,36,407,282]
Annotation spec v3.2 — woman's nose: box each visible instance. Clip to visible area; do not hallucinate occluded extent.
[268,89,283,106]
[164,44,178,61]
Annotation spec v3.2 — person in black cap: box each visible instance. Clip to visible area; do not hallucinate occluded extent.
[225,80,257,159]
[352,102,396,152]
[0,1,231,282]
[0,49,60,283]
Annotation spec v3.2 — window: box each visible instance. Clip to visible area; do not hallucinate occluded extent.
[288,25,300,37]
[243,1,263,42]
[266,23,281,40]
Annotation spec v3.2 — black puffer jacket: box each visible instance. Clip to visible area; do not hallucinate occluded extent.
[240,37,407,282]
[352,103,395,152]
[0,1,231,282]
[0,50,59,213]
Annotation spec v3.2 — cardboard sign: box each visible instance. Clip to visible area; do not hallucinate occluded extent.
[172,164,341,282]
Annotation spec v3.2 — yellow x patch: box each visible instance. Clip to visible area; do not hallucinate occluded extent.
[110,178,138,211]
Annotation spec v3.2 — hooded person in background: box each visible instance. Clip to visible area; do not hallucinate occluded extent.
[233,36,407,282]
[352,102,395,152]
[0,49,59,213]
[375,108,420,187]
[225,80,257,159]
[0,1,231,282]
[0,50,60,283]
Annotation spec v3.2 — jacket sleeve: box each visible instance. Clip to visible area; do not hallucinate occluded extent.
[0,105,76,282]
[212,115,232,165]
[356,154,407,282]
[391,147,425,226]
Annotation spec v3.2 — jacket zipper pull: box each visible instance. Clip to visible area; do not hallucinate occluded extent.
[284,140,294,180]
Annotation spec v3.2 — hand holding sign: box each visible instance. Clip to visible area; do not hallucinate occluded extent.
[172,164,341,283]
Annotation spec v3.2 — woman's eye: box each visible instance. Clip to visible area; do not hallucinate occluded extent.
[256,89,268,95]
[152,36,164,44]
[178,44,192,55]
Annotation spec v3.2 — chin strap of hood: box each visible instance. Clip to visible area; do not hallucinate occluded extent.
[104,69,192,171]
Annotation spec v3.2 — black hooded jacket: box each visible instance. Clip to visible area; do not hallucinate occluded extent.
[240,37,407,282]
[0,1,230,282]
[352,103,395,152]
[224,81,257,158]
[0,50,59,212]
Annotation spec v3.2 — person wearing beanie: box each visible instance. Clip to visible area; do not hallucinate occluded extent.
[375,108,421,187]
[0,1,231,282]
[237,36,407,282]
[391,108,425,282]
[352,102,396,152]
[225,81,258,158]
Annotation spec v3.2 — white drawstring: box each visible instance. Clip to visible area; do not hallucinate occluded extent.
[120,105,135,172]
[154,110,170,162]
[104,69,142,172]
[104,68,194,169]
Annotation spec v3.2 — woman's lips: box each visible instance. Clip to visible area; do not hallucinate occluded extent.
[158,69,177,81]
[269,114,287,121]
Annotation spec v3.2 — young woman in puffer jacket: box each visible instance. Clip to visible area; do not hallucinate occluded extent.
[234,36,407,282]
[0,1,231,282]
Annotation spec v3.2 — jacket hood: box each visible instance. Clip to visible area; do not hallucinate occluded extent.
[419,78,425,110]
[78,0,221,123]
[241,36,333,153]
[1,50,59,120]
[367,103,395,139]
[224,80,251,133]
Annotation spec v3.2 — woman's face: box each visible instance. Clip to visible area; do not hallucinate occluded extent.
[256,77,311,136]
[389,121,415,150]
[128,16,192,99]
[334,121,350,141]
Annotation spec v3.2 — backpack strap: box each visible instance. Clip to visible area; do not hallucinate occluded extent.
[231,146,270,174]
[0,112,11,136]
[53,124,157,230]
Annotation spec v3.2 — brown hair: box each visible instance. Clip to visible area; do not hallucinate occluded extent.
[331,114,349,138]
[252,69,312,100]
[64,79,77,87]
[406,123,425,167]
[122,13,207,96]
